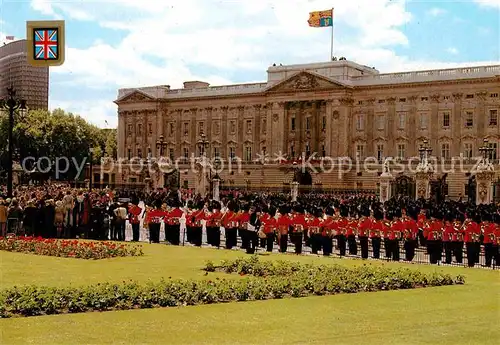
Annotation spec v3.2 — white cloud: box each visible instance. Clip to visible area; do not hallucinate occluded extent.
[446,47,459,55]
[27,0,500,128]
[427,7,446,17]
[50,99,118,128]
[474,0,500,8]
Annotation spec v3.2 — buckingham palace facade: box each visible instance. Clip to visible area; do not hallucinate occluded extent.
[113,59,500,198]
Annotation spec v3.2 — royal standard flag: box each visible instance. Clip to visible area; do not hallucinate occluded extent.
[308,9,333,27]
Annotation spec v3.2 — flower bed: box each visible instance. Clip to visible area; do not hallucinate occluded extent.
[0,237,143,260]
[0,257,464,318]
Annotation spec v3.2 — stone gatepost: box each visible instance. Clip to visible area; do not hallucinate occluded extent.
[291,181,299,202]
[212,177,220,202]
[379,171,393,203]
[415,171,433,200]
[475,170,495,205]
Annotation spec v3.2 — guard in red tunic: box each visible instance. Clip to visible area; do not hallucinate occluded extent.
[128,203,142,242]
[145,203,166,244]
[321,207,335,256]
[222,202,238,249]
[346,208,358,256]
[370,209,384,259]
[452,215,465,264]
[389,210,403,261]
[442,213,455,264]
[417,210,427,247]
[464,213,480,267]
[358,207,371,259]
[336,205,349,257]
[238,204,251,250]
[276,205,291,253]
[261,206,277,252]
[427,211,444,264]
[307,208,323,255]
[403,210,419,262]
[482,213,497,267]
[166,199,183,246]
[190,201,206,247]
[290,205,306,255]
[207,201,223,248]
[494,215,500,267]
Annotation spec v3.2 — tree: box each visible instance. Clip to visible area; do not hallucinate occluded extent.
[0,108,113,181]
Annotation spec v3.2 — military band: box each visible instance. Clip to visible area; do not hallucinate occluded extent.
[138,197,500,268]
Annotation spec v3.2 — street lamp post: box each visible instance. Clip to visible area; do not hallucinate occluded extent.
[88,148,94,192]
[0,86,27,198]
[156,135,168,158]
[198,133,209,159]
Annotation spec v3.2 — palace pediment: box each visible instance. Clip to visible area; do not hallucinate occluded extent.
[114,90,155,104]
[265,71,351,93]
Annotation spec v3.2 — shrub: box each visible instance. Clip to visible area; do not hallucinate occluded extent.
[0,257,464,318]
[0,237,143,259]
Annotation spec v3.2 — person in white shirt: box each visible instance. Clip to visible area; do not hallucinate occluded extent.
[114,203,128,241]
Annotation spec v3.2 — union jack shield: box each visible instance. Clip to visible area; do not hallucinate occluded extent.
[33,29,59,60]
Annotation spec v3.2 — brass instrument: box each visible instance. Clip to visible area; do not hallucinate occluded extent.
[489,233,496,242]
[294,224,304,233]
[309,226,320,234]
[472,233,480,242]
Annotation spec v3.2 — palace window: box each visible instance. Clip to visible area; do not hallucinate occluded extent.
[377,115,385,130]
[229,147,236,160]
[213,147,220,158]
[246,120,252,134]
[491,93,498,98]
[322,116,326,130]
[262,119,267,134]
[148,147,151,157]
[321,144,326,157]
[376,144,384,161]
[137,124,142,136]
[169,148,174,161]
[306,117,311,130]
[441,143,450,160]
[291,117,296,131]
[419,113,428,129]
[183,122,189,136]
[442,112,450,127]
[356,144,365,159]
[465,111,474,127]
[230,121,236,134]
[245,146,252,161]
[183,148,189,160]
[489,109,498,126]
[463,143,473,159]
[137,148,142,158]
[262,147,266,156]
[356,114,364,131]
[170,123,175,135]
[148,123,152,135]
[127,148,131,160]
[488,143,497,160]
[305,142,311,156]
[199,122,204,135]
[397,144,406,160]
[127,124,132,136]
[290,143,295,158]
[398,113,406,129]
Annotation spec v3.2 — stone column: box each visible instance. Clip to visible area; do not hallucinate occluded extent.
[366,98,375,157]
[325,99,334,156]
[254,104,262,154]
[213,177,220,201]
[237,106,245,158]
[206,107,213,154]
[415,171,433,200]
[475,91,488,148]
[175,110,181,158]
[291,181,299,202]
[386,97,397,157]
[379,171,393,203]
[475,170,495,205]
[338,98,353,157]
[452,93,463,157]
[220,106,228,159]
[190,109,197,156]
[117,111,126,158]
[430,94,440,152]
[408,95,418,157]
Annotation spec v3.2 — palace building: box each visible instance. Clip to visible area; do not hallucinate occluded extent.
[113,59,500,199]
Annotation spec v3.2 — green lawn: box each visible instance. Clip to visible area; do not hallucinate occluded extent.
[1,244,499,345]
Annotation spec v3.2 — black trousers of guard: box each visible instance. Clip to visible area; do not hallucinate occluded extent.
[466,242,477,267]
[371,237,381,259]
[310,234,322,254]
[259,236,266,248]
[265,233,274,252]
[239,228,249,249]
[336,235,346,256]
[359,236,369,259]
[384,238,391,258]
[170,224,180,245]
[246,230,258,254]
[131,223,140,241]
[444,241,453,264]
[347,235,357,255]
[484,243,495,267]
[192,226,202,247]
[225,227,237,249]
[322,235,333,256]
[290,232,303,254]
[206,226,220,248]
[389,239,400,261]
[186,226,193,243]
[149,223,160,243]
[418,230,427,248]
[279,234,288,253]
[404,239,416,261]
[452,241,463,263]
[164,224,171,243]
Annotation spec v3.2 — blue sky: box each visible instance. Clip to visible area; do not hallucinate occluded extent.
[1,0,499,127]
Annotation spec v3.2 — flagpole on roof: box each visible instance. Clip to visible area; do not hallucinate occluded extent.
[330,8,334,61]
